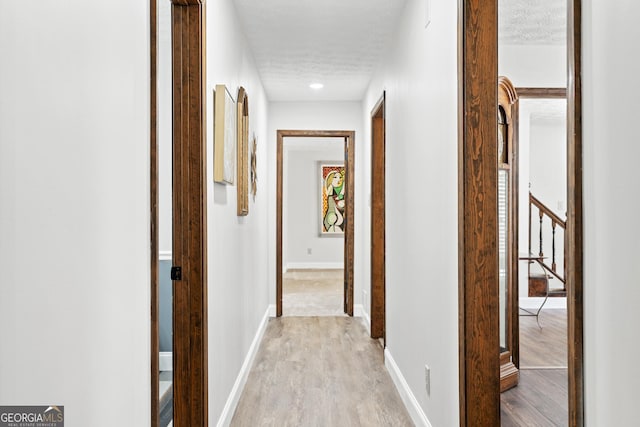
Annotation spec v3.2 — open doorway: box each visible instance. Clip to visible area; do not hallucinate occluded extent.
[501,89,570,424]
[276,130,355,317]
[458,0,583,425]
[282,137,346,316]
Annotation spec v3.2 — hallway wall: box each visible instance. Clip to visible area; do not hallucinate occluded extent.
[205,0,270,423]
[267,102,365,311]
[362,0,459,425]
[583,0,640,424]
[0,1,150,425]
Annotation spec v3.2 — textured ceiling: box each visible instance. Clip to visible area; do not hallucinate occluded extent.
[499,0,566,45]
[233,0,407,101]
[233,0,565,102]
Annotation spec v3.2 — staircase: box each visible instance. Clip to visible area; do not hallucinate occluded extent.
[528,192,567,298]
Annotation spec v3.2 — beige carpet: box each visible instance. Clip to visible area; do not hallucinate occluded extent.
[282,269,346,317]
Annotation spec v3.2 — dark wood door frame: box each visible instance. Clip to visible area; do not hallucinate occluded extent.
[151,1,208,426]
[370,93,386,340]
[150,0,159,424]
[276,130,355,317]
[458,1,500,423]
[458,0,583,426]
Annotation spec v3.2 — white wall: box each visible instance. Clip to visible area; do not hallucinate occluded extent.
[362,0,459,425]
[267,102,364,309]
[284,142,344,270]
[158,0,172,255]
[530,117,567,213]
[0,1,150,425]
[205,0,270,422]
[530,115,566,280]
[583,0,640,424]
[499,44,566,88]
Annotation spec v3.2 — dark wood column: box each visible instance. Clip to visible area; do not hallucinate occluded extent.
[171,1,208,426]
[567,0,584,425]
[457,0,500,425]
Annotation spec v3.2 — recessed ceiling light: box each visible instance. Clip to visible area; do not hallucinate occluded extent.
[309,83,324,90]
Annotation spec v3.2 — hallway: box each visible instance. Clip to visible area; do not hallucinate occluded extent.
[230,317,412,426]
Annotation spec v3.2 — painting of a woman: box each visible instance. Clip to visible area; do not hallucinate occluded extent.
[321,165,345,234]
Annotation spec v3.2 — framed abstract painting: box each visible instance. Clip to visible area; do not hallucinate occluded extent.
[214,84,236,184]
[320,163,346,235]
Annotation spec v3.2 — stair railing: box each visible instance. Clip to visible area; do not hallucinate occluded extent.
[528,192,566,287]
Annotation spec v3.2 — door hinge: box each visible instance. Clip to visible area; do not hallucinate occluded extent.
[170,266,182,281]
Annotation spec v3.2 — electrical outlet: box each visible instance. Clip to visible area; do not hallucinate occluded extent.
[307,248,312,255]
[425,365,431,396]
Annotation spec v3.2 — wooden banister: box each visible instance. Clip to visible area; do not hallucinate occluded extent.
[528,192,567,286]
[530,193,566,228]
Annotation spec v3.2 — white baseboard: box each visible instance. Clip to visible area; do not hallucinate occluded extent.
[519,297,566,310]
[284,262,344,272]
[384,348,432,427]
[353,304,364,318]
[268,304,276,317]
[361,308,371,335]
[159,351,172,372]
[159,251,172,261]
[216,307,271,427]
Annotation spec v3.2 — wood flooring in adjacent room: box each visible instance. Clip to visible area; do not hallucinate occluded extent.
[230,317,413,427]
[501,308,568,426]
[283,269,345,317]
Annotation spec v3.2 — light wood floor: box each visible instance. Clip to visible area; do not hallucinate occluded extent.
[283,269,345,317]
[501,309,568,426]
[230,317,413,427]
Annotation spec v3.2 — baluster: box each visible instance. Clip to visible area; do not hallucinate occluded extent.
[539,209,544,257]
[552,221,557,271]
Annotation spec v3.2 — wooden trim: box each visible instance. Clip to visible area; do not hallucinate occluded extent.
[458,0,500,425]
[172,0,203,5]
[567,0,584,424]
[370,92,385,340]
[237,87,249,216]
[150,0,159,425]
[514,87,567,98]
[344,131,355,316]
[276,132,283,317]
[530,193,567,228]
[171,2,208,426]
[276,130,355,317]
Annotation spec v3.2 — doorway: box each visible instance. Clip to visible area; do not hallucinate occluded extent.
[458,0,583,426]
[282,137,346,316]
[370,93,386,341]
[276,130,355,317]
[501,88,569,424]
[151,0,208,426]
